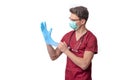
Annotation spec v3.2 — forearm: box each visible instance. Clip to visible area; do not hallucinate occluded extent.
[58,42,89,70]
[64,50,91,70]
[46,44,61,60]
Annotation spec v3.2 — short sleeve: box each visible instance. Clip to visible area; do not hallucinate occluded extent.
[85,35,98,54]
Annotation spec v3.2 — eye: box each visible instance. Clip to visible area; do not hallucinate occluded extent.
[69,18,79,21]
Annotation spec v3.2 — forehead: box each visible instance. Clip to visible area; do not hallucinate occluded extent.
[69,13,79,18]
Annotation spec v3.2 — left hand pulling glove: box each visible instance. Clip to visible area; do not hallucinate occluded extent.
[40,21,58,47]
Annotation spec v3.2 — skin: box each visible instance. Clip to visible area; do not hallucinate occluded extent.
[46,13,94,70]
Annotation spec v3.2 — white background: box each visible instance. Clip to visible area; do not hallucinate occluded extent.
[0,0,120,80]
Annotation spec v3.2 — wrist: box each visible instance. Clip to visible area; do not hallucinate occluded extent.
[63,48,69,54]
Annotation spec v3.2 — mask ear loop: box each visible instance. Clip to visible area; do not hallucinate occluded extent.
[68,30,75,49]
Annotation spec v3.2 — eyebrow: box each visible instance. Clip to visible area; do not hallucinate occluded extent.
[69,18,80,21]
[69,17,79,20]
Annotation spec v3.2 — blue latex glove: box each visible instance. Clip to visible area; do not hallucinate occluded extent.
[40,21,58,47]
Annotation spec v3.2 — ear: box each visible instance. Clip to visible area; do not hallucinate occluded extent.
[81,19,86,24]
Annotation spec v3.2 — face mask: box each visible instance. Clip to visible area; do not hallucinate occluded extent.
[69,21,78,30]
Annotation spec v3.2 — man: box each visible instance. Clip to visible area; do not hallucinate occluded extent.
[40,6,98,80]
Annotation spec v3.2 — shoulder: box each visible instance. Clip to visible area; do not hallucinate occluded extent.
[86,30,97,39]
[61,30,74,41]
[63,30,74,37]
[85,30,98,53]
[84,30,98,43]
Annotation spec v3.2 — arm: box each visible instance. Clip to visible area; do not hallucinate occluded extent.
[64,50,94,70]
[40,21,62,60]
[58,42,94,70]
[40,21,61,60]
[40,21,58,47]
[47,44,62,60]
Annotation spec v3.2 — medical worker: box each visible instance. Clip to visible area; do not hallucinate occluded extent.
[40,6,98,80]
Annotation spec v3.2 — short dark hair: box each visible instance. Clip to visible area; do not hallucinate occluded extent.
[70,6,89,21]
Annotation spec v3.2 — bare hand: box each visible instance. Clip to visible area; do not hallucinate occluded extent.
[58,42,68,53]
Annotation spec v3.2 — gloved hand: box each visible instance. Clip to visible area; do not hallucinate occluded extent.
[40,21,58,47]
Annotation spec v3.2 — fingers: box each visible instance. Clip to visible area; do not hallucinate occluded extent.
[40,21,47,31]
[40,22,44,31]
[58,42,68,52]
[63,42,67,47]
[59,42,66,48]
[42,21,47,28]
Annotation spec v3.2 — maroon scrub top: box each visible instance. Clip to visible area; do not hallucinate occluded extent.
[61,30,98,80]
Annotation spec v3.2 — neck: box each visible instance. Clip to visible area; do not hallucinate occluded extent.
[76,25,87,34]
[75,26,87,41]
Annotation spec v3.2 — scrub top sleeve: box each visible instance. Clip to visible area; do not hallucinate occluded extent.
[85,36,98,54]
[61,31,74,45]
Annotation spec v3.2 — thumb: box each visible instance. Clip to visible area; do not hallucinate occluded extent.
[49,28,52,35]
[63,41,67,47]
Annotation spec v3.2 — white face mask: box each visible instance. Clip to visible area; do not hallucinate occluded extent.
[69,21,78,30]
